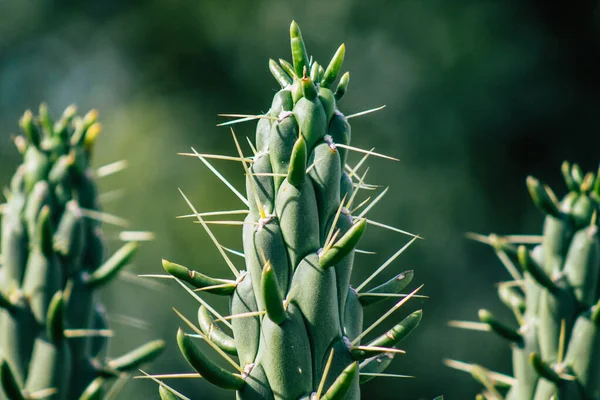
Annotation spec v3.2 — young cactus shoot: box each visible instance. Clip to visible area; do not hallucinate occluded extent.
[0,105,165,399]
[152,21,425,400]
[448,162,600,399]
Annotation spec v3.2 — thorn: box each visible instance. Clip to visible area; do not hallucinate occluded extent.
[96,160,128,178]
[176,210,249,219]
[358,187,389,218]
[63,329,113,338]
[230,128,267,219]
[352,285,423,345]
[98,189,126,203]
[496,246,523,283]
[134,373,201,379]
[447,321,491,332]
[283,285,299,310]
[138,370,192,400]
[246,136,258,156]
[137,274,174,279]
[363,219,422,240]
[221,310,266,320]
[107,313,151,330]
[190,148,249,206]
[347,167,370,208]
[443,359,517,386]
[220,246,245,258]
[193,283,238,293]
[346,151,373,180]
[119,231,155,242]
[217,114,277,127]
[104,374,130,400]
[557,319,566,364]
[173,278,233,330]
[354,249,376,255]
[27,388,59,400]
[177,152,254,163]
[503,235,543,244]
[354,346,405,355]
[358,373,414,379]
[336,143,398,162]
[322,228,341,255]
[251,172,288,178]
[79,208,130,228]
[316,348,335,399]
[191,220,253,226]
[324,194,348,251]
[356,235,420,292]
[345,105,386,119]
[178,188,240,278]
[349,196,371,215]
[359,293,429,299]
[305,156,323,174]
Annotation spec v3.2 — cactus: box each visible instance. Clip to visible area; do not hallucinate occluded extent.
[0,105,165,399]
[447,162,600,399]
[153,21,426,400]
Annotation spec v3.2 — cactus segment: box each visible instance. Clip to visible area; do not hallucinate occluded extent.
[261,261,286,324]
[269,59,293,88]
[527,176,561,218]
[79,377,105,400]
[301,76,319,100]
[86,241,139,288]
[368,309,423,349]
[198,305,237,356]
[478,309,523,344]
[158,21,423,400]
[0,360,25,400]
[518,245,558,292]
[319,361,357,400]
[278,59,297,80]
[319,218,367,268]
[107,340,167,373]
[358,353,394,384]
[290,21,309,78]
[176,328,244,390]
[287,136,308,188]
[334,72,350,102]
[159,384,180,400]
[450,162,600,399]
[359,270,414,306]
[231,273,260,367]
[0,105,164,399]
[563,226,600,307]
[162,259,236,295]
[321,44,346,89]
[46,291,65,344]
[529,353,563,384]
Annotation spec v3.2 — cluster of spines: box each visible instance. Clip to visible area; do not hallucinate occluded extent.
[0,105,164,399]
[147,21,428,400]
[447,161,600,399]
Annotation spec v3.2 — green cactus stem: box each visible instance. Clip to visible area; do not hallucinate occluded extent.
[151,21,427,400]
[448,161,600,399]
[0,105,164,399]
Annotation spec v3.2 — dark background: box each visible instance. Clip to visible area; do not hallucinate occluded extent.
[1,1,600,399]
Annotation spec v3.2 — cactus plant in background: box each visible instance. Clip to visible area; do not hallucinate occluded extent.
[447,162,600,399]
[148,21,429,400]
[0,105,165,399]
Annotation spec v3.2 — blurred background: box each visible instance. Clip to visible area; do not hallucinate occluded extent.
[1,0,600,398]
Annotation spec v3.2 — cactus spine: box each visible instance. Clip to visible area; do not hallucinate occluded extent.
[447,162,600,399]
[0,105,164,399]
[156,22,424,400]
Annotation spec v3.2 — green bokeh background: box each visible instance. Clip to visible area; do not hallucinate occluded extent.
[1,1,600,399]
